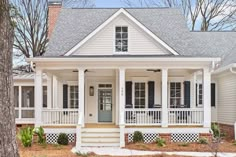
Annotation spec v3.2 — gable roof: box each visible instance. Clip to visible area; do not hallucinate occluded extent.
[45,8,189,56]
[45,8,236,67]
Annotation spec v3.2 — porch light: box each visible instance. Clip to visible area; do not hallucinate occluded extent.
[89,86,94,96]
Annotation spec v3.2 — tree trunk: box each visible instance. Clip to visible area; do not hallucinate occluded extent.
[0,0,19,156]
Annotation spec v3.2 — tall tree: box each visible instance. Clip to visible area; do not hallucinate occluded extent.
[122,0,236,31]
[0,0,19,156]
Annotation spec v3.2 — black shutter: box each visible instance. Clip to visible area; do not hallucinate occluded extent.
[63,84,68,109]
[125,81,132,108]
[148,81,155,108]
[196,83,198,107]
[184,81,191,108]
[211,83,216,107]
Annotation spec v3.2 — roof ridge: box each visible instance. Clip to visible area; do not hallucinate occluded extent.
[61,7,180,10]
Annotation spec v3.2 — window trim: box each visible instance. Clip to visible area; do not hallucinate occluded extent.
[196,83,203,107]
[68,85,79,109]
[169,82,182,108]
[132,81,148,109]
[114,26,129,53]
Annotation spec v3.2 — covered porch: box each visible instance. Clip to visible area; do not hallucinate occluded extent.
[30,57,217,148]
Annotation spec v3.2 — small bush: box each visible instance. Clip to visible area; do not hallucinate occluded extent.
[57,133,69,145]
[198,138,208,144]
[133,131,144,143]
[156,137,166,147]
[18,126,33,147]
[33,126,46,144]
[179,142,189,147]
[211,123,220,138]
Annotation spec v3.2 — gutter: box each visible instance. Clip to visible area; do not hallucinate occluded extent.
[213,63,236,74]
[26,57,221,63]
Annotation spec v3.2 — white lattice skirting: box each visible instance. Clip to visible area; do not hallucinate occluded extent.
[171,133,199,143]
[46,133,76,144]
[128,133,159,143]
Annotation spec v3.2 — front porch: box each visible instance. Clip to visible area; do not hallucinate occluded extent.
[30,57,214,148]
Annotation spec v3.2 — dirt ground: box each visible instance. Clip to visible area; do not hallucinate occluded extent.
[18,140,236,157]
[125,140,236,152]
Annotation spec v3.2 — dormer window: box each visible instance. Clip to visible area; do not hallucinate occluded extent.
[115,26,128,52]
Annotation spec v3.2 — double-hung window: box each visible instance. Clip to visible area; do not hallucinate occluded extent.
[69,86,78,108]
[134,82,145,108]
[197,84,203,106]
[115,26,128,52]
[170,82,181,108]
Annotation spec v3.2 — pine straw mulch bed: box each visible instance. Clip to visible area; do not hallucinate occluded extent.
[19,143,187,157]
[125,139,236,153]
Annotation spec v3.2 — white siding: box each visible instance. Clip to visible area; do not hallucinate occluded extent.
[217,73,236,125]
[73,15,170,55]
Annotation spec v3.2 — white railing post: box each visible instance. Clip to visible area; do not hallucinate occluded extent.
[76,124,82,150]
[161,68,168,127]
[234,122,236,140]
[203,68,211,128]
[35,69,43,127]
[19,86,22,119]
[119,68,125,147]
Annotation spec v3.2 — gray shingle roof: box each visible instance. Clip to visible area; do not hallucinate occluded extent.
[45,8,236,67]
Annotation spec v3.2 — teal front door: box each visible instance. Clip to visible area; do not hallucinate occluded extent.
[98,89,112,122]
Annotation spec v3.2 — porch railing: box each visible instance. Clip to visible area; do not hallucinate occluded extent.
[124,108,162,125]
[168,108,204,125]
[42,109,79,125]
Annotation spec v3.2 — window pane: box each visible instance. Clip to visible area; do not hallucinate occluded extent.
[116,33,121,38]
[43,86,47,108]
[14,86,19,107]
[70,86,79,108]
[115,40,122,46]
[122,27,128,32]
[122,46,128,52]
[15,109,19,118]
[116,27,121,32]
[122,33,128,38]
[22,110,34,118]
[116,46,121,52]
[122,40,128,46]
[22,86,34,108]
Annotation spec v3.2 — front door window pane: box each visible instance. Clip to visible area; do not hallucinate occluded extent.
[170,82,181,108]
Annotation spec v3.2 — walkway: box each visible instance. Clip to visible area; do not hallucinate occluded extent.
[72,147,236,157]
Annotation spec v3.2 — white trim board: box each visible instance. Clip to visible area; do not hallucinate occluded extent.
[64,8,179,56]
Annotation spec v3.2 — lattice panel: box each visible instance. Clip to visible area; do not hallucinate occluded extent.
[128,133,159,143]
[171,133,199,143]
[46,133,76,144]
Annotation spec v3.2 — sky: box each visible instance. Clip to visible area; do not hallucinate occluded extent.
[95,0,125,7]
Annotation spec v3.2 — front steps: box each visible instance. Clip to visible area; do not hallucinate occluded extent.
[81,128,120,147]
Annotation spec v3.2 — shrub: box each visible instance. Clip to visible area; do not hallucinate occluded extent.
[156,137,166,147]
[57,133,69,145]
[18,126,34,147]
[198,138,208,144]
[179,142,189,147]
[34,126,46,144]
[211,123,220,138]
[133,131,144,143]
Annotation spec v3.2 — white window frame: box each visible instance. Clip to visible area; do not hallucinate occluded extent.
[114,26,128,53]
[197,83,203,107]
[169,82,182,108]
[68,85,79,109]
[132,81,148,109]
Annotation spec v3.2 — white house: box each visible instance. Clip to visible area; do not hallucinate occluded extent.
[14,1,236,150]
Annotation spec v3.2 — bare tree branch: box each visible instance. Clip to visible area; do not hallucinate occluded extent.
[121,0,236,31]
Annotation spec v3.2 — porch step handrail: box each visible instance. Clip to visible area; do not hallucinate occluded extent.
[168,108,204,125]
[42,108,79,125]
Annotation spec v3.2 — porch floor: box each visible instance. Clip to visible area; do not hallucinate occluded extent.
[84,123,119,128]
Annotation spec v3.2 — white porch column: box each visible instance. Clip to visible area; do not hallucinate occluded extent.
[76,69,85,150]
[52,75,58,108]
[161,68,168,127]
[78,68,85,126]
[119,68,125,147]
[47,73,53,109]
[35,69,43,127]
[203,68,211,128]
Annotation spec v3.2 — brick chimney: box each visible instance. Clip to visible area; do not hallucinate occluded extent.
[48,0,62,38]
